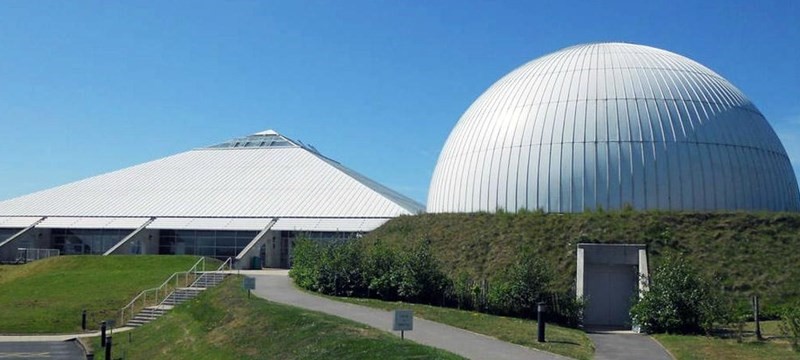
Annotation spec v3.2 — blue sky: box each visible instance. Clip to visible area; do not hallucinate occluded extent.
[0,0,798,204]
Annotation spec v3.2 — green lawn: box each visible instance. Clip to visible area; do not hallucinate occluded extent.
[654,320,799,360]
[0,255,211,334]
[90,276,463,360]
[324,295,593,360]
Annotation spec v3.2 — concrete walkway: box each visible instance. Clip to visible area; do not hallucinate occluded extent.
[251,270,567,360]
[587,330,673,360]
[0,327,134,342]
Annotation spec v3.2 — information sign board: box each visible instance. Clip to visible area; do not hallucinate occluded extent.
[393,309,413,331]
[243,277,256,290]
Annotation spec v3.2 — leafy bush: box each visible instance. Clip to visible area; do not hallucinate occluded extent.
[315,239,366,297]
[780,303,800,352]
[630,255,724,334]
[362,240,402,300]
[488,256,552,318]
[289,238,323,290]
[396,241,449,304]
[291,237,449,303]
[549,293,585,328]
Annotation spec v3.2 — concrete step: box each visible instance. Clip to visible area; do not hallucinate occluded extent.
[138,310,167,316]
[122,274,226,328]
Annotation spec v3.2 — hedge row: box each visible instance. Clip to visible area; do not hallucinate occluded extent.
[290,237,583,326]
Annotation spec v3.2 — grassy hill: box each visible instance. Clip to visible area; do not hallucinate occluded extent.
[0,255,210,333]
[94,276,462,360]
[364,211,800,307]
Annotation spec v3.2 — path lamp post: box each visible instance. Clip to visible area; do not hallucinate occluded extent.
[537,301,547,343]
[105,336,112,360]
[82,309,87,330]
[100,321,107,347]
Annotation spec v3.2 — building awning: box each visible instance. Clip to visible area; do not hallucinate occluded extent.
[0,216,42,229]
[271,218,389,232]
[147,218,273,231]
[36,217,151,229]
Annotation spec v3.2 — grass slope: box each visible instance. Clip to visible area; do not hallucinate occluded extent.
[366,211,800,305]
[654,320,799,360]
[96,276,463,360]
[0,255,206,334]
[327,295,594,360]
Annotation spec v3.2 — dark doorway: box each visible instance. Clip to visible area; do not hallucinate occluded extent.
[584,263,638,327]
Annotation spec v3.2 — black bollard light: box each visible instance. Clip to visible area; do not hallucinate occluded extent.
[537,301,546,343]
[100,321,107,347]
[82,310,87,330]
[105,336,112,360]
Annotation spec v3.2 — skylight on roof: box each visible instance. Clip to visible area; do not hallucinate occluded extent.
[207,130,299,149]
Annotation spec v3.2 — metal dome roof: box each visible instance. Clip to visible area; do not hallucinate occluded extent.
[428,42,799,213]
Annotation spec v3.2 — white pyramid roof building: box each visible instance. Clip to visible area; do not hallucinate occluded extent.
[0,130,423,233]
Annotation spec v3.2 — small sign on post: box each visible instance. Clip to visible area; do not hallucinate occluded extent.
[393,309,413,340]
[243,277,256,298]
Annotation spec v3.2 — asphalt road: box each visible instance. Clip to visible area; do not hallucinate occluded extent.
[0,341,83,360]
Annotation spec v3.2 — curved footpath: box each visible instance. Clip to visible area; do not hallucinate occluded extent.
[0,269,674,360]
[250,269,566,360]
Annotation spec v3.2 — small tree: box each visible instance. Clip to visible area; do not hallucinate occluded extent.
[630,255,722,334]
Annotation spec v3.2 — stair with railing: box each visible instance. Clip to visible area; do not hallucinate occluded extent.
[121,257,233,328]
[191,272,227,289]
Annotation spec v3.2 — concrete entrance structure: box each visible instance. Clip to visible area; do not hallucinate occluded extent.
[577,244,648,330]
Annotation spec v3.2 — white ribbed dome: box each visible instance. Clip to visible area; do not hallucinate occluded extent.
[428,42,799,213]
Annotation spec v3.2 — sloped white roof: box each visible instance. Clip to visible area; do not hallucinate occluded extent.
[0,131,423,220]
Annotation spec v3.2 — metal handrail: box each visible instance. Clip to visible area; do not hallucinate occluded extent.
[118,257,206,326]
[217,257,232,272]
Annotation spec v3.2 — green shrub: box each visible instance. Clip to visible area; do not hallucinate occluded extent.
[451,272,474,310]
[549,293,585,328]
[363,240,401,300]
[292,238,449,303]
[289,238,323,289]
[488,256,552,318]
[315,239,366,297]
[780,303,800,352]
[630,255,724,334]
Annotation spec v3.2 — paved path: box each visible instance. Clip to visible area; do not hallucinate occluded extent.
[0,327,134,342]
[587,330,673,360]
[251,270,566,360]
[0,341,83,360]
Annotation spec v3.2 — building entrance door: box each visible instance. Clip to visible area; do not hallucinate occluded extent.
[584,263,637,327]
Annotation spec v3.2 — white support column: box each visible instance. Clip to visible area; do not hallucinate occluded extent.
[235,218,278,269]
[0,217,46,262]
[638,248,649,294]
[103,217,156,255]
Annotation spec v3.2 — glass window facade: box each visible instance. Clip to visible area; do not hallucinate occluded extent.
[51,228,131,255]
[0,228,21,243]
[158,230,258,259]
